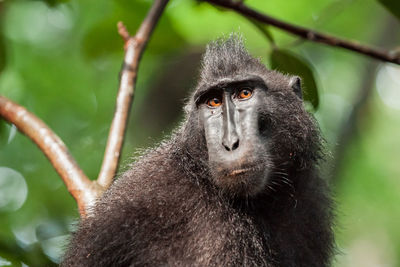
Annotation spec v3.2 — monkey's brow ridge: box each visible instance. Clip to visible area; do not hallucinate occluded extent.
[194,75,266,104]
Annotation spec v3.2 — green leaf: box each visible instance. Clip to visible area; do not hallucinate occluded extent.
[378,0,400,20]
[270,49,319,110]
[0,33,6,74]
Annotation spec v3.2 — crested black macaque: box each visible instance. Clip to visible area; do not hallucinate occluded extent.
[62,36,334,267]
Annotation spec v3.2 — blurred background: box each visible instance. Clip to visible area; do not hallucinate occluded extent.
[0,0,399,266]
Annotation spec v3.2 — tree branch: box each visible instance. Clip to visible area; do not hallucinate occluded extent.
[0,0,169,216]
[96,0,170,188]
[204,0,400,65]
[0,96,102,216]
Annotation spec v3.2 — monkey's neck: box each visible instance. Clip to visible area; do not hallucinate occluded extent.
[230,167,317,217]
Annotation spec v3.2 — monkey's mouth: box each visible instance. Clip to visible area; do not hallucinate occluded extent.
[212,163,268,197]
[222,164,261,178]
[228,167,253,176]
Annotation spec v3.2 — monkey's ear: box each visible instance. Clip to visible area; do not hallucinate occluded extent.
[289,76,302,99]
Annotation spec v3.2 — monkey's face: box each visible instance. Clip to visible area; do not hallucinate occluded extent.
[195,76,274,197]
[186,36,318,198]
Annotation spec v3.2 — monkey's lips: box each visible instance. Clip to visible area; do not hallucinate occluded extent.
[228,166,254,176]
[220,164,262,178]
[212,163,268,197]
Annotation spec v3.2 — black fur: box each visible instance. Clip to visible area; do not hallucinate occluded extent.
[62,35,334,267]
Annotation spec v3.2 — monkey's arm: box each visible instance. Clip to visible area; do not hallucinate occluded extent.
[61,152,195,267]
[61,195,142,266]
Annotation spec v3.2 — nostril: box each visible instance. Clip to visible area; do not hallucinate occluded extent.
[223,144,231,151]
[222,139,239,151]
[232,140,239,151]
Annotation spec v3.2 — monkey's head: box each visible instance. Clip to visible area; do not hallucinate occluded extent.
[182,35,321,198]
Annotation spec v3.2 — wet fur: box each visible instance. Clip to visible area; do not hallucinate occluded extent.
[62,36,334,267]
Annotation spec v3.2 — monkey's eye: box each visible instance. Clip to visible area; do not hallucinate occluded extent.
[237,88,253,100]
[207,97,222,108]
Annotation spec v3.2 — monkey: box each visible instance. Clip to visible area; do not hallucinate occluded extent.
[61,35,334,267]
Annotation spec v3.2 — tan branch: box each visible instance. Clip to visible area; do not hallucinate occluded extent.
[204,0,400,65]
[0,96,103,216]
[0,0,169,216]
[96,0,170,188]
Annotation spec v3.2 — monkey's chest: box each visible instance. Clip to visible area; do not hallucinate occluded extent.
[135,204,272,267]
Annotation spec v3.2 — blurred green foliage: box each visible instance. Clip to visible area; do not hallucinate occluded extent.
[378,0,400,20]
[0,0,399,266]
[270,49,319,109]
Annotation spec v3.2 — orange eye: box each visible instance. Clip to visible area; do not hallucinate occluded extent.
[238,88,253,99]
[207,97,222,107]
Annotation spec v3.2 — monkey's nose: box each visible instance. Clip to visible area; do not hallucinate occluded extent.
[222,138,240,151]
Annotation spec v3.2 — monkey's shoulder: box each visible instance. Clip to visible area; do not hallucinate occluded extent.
[106,146,195,202]
[84,155,269,265]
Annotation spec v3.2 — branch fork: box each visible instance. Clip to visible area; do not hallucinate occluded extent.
[0,0,169,217]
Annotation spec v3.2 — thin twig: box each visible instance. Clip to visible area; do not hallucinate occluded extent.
[204,0,400,65]
[0,0,169,216]
[0,96,103,216]
[96,0,170,188]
